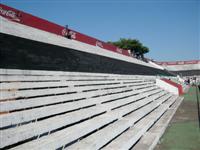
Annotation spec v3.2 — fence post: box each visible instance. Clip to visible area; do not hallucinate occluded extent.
[196,85,200,130]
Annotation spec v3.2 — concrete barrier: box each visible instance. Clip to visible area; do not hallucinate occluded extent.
[156,78,183,95]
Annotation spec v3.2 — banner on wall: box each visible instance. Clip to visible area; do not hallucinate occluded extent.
[0,4,131,57]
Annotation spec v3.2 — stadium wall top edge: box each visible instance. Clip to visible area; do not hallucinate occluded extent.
[155,60,200,66]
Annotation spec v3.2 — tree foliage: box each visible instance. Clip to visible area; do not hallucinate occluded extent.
[108,38,149,58]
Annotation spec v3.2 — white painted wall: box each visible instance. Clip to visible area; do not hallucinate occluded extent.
[156,79,179,95]
[149,61,164,70]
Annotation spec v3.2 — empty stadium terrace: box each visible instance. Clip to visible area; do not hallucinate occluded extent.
[156,60,200,76]
[0,4,193,150]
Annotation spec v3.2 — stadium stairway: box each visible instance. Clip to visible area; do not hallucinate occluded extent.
[0,69,183,150]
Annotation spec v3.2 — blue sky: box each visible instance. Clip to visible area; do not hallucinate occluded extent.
[1,0,199,61]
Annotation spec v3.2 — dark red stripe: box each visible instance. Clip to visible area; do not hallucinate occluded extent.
[161,78,183,95]
[0,3,130,57]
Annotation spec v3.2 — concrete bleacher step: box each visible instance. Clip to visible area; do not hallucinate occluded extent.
[0,69,156,82]
[0,83,155,109]
[67,94,175,150]
[10,92,168,150]
[1,82,154,100]
[0,77,131,89]
[4,91,165,149]
[0,86,158,128]
[0,83,155,111]
[1,89,162,147]
[102,95,178,150]
[132,97,183,150]
[0,69,181,150]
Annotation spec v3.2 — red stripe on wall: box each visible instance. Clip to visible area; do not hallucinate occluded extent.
[0,4,131,57]
[161,78,183,95]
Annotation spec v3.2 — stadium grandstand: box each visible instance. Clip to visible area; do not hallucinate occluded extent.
[156,60,200,76]
[0,3,199,150]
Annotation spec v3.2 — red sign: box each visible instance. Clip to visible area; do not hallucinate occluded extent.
[0,4,131,57]
[0,6,21,22]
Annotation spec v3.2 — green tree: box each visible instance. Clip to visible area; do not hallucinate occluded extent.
[108,38,149,59]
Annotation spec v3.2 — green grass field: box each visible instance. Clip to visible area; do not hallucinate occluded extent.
[155,86,200,150]
[184,87,199,102]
